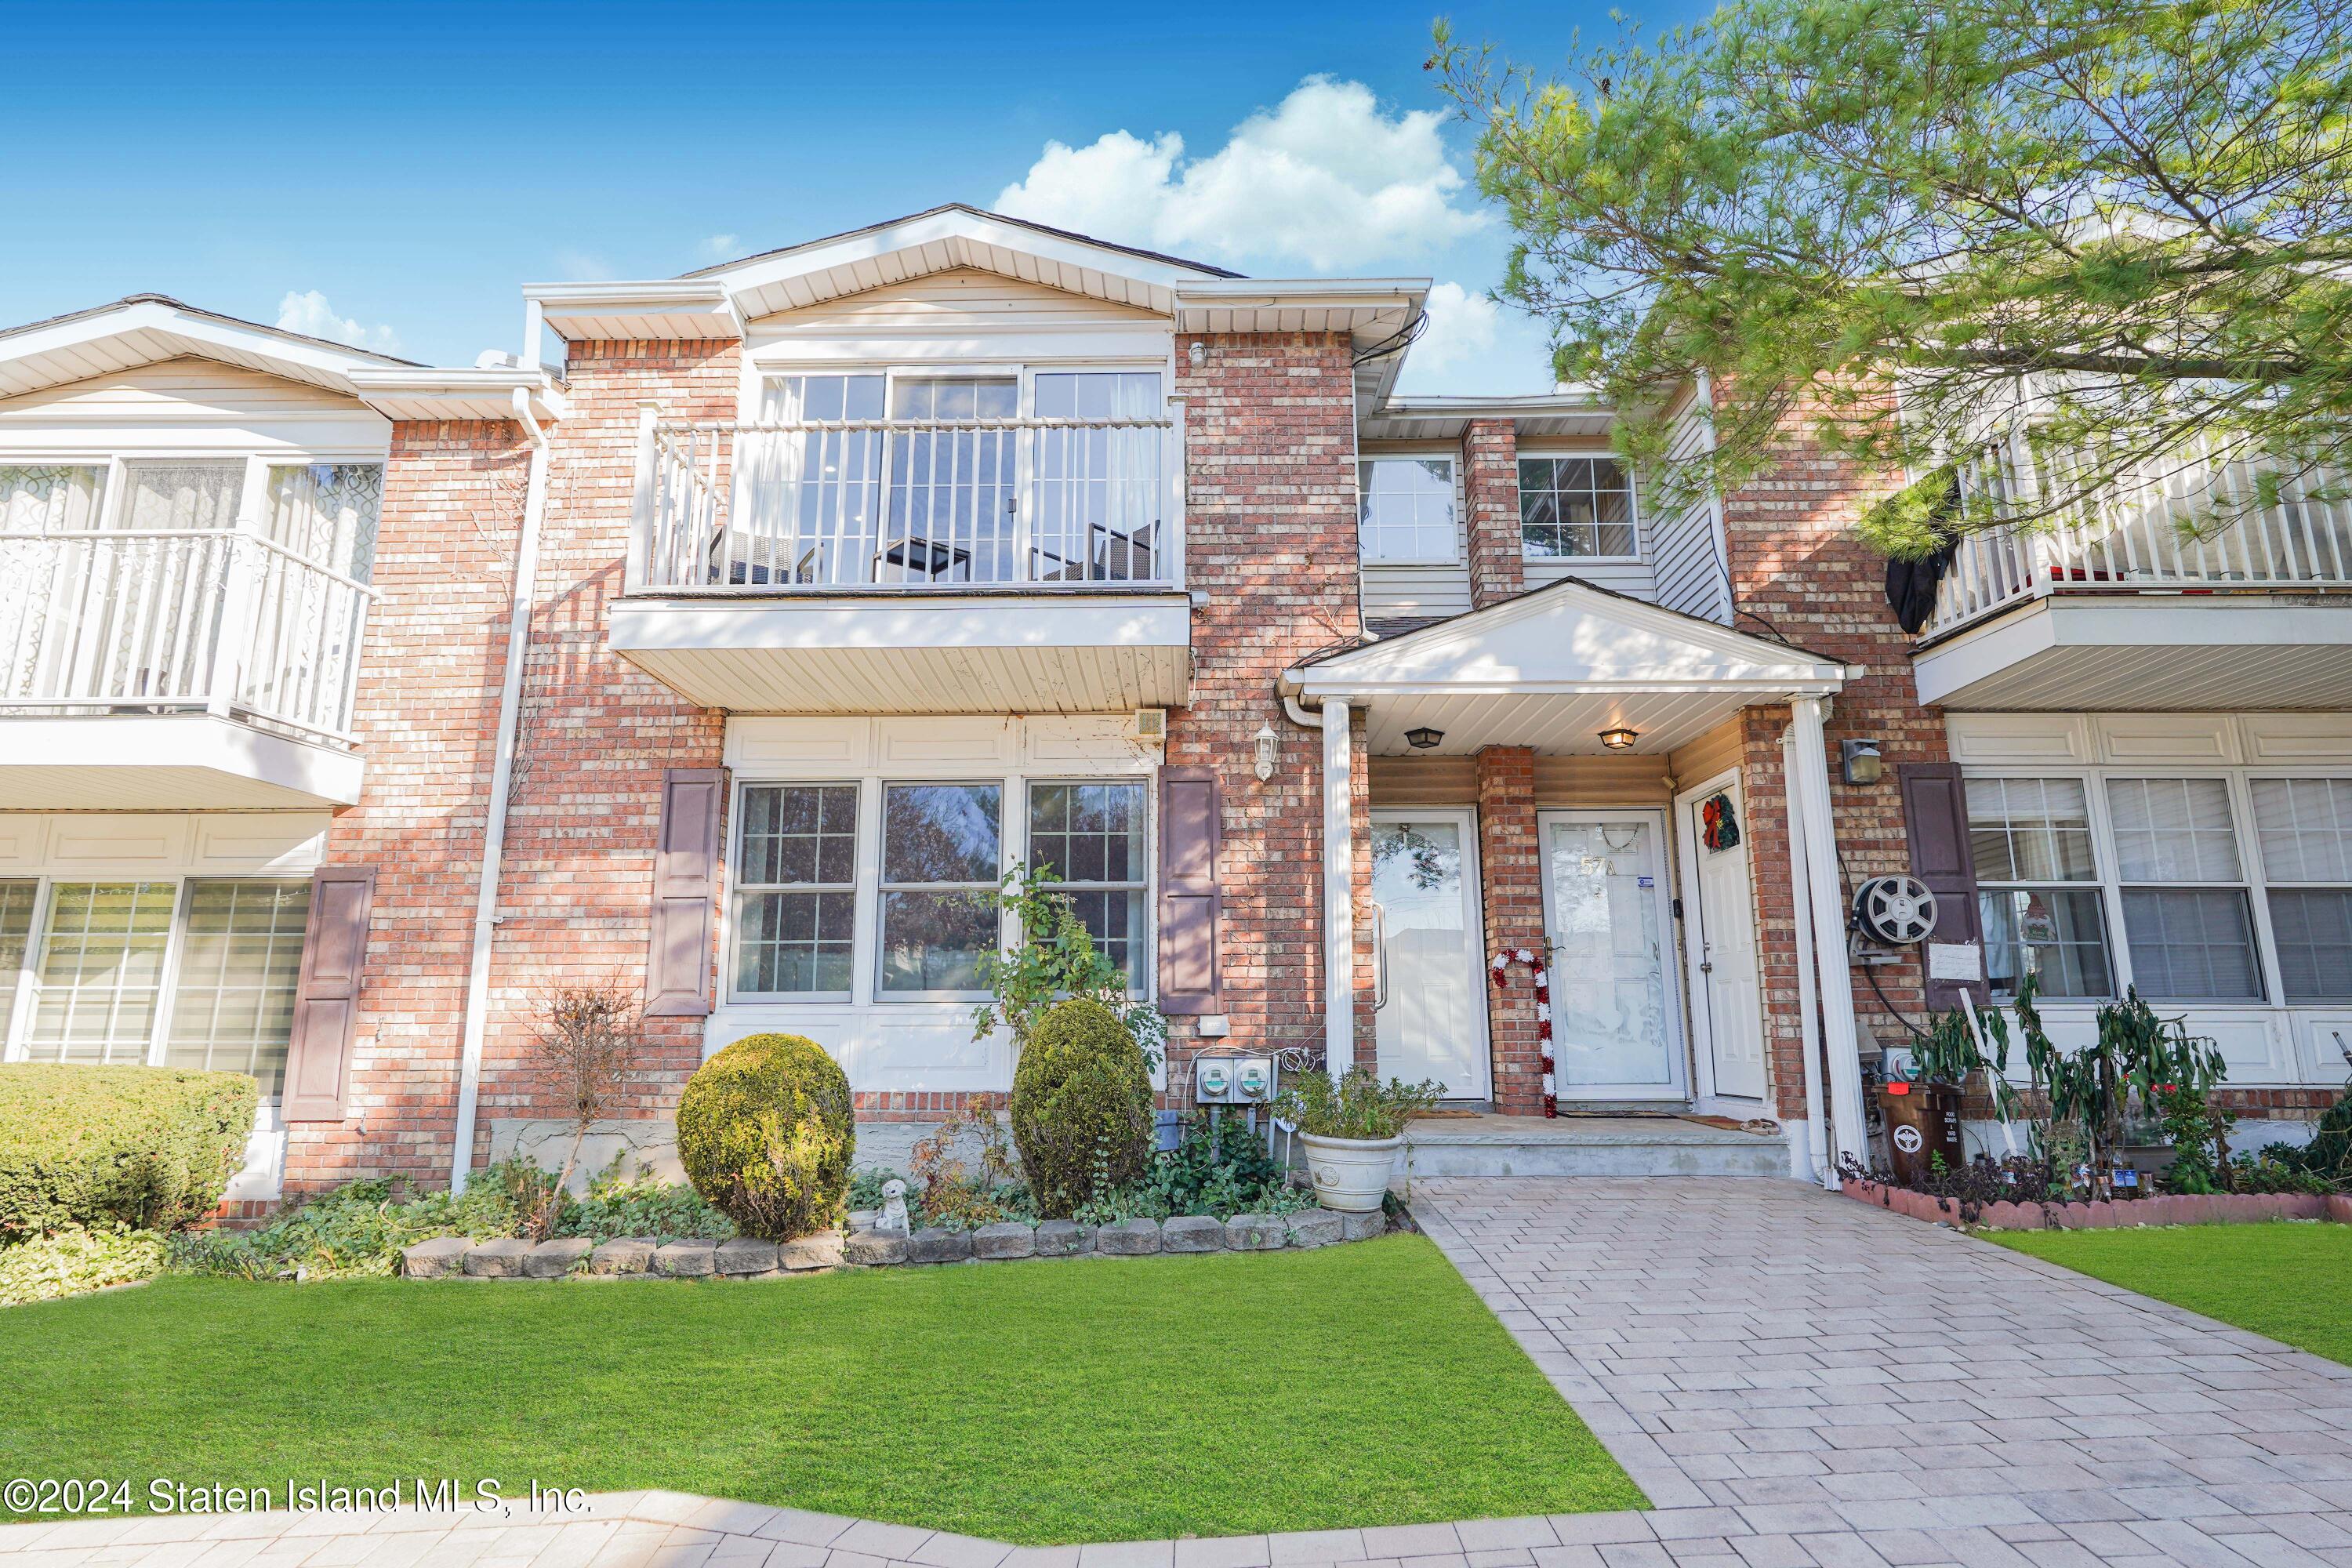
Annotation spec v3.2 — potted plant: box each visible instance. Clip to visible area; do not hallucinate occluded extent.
[1272,1067,1442,1212]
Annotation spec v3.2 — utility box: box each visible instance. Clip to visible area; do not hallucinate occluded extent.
[1193,1050,1275,1105]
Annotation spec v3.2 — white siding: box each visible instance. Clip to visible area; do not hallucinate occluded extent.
[0,356,390,455]
[1359,442,1472,622]
[1646,387,1733,624]
[741,267,1172,373]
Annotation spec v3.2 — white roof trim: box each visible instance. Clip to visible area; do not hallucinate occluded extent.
[346,365,568,423]
[1286,579,1851,699]
[0,296,412,403]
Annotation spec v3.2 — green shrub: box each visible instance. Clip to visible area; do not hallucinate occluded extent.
[556,1163,734,1241]
[0,1225,166,1307]
[0,1065,258,1241]
[169,1163,532,1281]
[1009,997,1153,1218]
[675,1034,855,1240]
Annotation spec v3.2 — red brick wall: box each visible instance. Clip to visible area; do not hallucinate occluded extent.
[1475,746,1546,1112]
[1719,412,1948,1119]
[1461,419,1525,610]
[1166,332,1372,1087]
[466,340,738,1160]
[289,419,532,1192]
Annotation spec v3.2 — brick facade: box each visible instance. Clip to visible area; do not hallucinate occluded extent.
[1475,746,1546,1113]
[1461,419,1525,610]
[1165,332,1373,1089]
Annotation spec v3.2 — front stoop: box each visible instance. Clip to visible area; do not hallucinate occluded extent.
[1400,1114,1786,1178]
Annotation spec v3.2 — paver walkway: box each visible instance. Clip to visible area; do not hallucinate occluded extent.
[5,1179,2348,1566]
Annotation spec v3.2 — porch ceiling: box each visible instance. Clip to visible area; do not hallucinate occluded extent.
[1351,689,1762,757]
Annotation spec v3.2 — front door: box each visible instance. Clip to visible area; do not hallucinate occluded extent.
[1371,811,1490,1100]
[1679,776,1767,1103]
[1539,810,1687,1099]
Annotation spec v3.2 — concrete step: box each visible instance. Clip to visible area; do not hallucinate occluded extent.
[1399,1114,1789,1179]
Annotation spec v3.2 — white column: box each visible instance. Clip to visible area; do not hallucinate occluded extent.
[1788,695,1869,1171]
[1780,725,1835,1189]
[1321,698,1356,1075]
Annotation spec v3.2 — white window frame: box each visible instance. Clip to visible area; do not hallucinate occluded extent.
[1961,762,2352,1014]
[877,779,1007,1003]
[741,360,1181,588]
[1515,447,1644,564]
[1355,453,1461,567]
[0,871,313,1097]
[2246,778,2352,1007]
[1023,775,1153,994]
[731,781,864,1004]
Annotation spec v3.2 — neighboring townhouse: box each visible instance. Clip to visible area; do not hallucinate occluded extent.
[2,205,2347,1209]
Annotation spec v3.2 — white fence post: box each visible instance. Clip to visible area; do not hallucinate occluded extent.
[628,402,659,595]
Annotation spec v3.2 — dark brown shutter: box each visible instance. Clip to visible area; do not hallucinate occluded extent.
[644,767,724,1018]
[282,865,376,1123]
[1900,761,1987,1011]
[1157,764,1222,1015]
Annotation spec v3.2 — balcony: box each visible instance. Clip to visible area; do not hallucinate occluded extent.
[611,410,1192,713]
[0,528,372,808]
[1912,450,2352,710]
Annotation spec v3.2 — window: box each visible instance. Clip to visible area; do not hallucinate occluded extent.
[2103,778,2263,1001]
[1966,777,2114,999]
[1356,458,1457,564]
[735,784,860,997]
[1034,372,1163,582]
[2252,778,2352,1004]
[880,783,1003,995]
[0,465,105,534]
[162,880,310,1094]
[1519,456,1638,559]
[266,463,384,581]
[1028,781,1148,989]
[120,461,245,532]
[884,378,1019,583]
[27,882,177,1063]
[0,880,34,1025]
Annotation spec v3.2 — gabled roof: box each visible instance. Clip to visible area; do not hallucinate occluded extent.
[0,293,417,403]
[683,202,1242,285]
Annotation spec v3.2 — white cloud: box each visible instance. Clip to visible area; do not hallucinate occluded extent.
[700,233,742,261]
[274,290,401,354]
[1411,282,1500,376]
[996,76,1485,271]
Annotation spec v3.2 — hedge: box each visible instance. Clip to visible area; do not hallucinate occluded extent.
[676,1034,855,1240]
[0,1065,259,1241]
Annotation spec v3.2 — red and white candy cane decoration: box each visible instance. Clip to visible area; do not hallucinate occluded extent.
[1490,947,1555,1117]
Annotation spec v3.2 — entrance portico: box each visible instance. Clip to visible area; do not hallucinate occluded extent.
[1283,579,1871,1181]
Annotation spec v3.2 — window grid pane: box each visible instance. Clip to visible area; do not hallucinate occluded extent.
[1356,458,1457,563]
[1978,887,2114,1000]
[1517,456,1638,559]
[880,783,1001,994]
[0,878,36,1026]
[0,465,106,534]
[2106,778,2244,881]
[265,463,383,582]
[163,880,310,1095]
[121,462,244,532]
[735,784,859,996]
[29,882,176,1063]
[2252,778,2352,883]
[2267,888,2352,1004]
[2120,887,2265,1002]
[1028,781,1148,989]
[1965,776,2098,883]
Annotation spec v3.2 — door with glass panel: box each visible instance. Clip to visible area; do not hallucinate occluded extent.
[1539,811,1687,1098]
[1370,812,1489,1100]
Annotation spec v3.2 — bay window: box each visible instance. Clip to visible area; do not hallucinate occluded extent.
[2252,779,2352,1004]
[880,782,1004,996]
[1027,780,1148,989]
[1356,457,1457,564]
[2105,778,2263,1002]
[1967,777,2114,1000]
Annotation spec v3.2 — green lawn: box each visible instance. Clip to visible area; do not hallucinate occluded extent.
[1990,1221,2352,1367]
[3,1234,1639,1543]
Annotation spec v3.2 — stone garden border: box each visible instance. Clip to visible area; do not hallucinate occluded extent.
[1842,1175,2352,1230]
[399,1207,1389,1280]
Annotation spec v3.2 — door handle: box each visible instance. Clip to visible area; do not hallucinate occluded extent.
[1372,902,1389,1010]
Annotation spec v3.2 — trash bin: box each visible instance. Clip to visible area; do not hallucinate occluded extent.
[1880,1081,1964,1185]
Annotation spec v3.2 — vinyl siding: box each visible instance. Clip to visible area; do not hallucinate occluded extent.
[1647,386,1734,624]
[1358,441,1473,623]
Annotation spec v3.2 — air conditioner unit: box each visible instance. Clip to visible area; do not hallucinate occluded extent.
[1133,707,1168,742]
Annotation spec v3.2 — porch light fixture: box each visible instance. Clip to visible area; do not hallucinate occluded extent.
[1405,727,1445,750]
[1252,723,1279,781]
[1598,726,1639,750]
[1842,738,1886,786]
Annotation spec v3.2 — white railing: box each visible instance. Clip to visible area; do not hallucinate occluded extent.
[1923,439,2352,639]
[631,412,1180,593]
[0,528,375,744]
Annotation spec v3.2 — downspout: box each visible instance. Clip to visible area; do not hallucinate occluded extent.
[448,380,551,1194]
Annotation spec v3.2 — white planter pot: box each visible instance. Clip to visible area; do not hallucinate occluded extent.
[1300,1132,1403,1213]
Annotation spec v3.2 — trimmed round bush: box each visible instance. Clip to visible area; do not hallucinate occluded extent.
[675,1034,854,1241]
[1009,998,1153,1218]
[0,1065,258,1242]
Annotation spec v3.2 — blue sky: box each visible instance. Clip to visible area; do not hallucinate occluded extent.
[0,2,1700,395]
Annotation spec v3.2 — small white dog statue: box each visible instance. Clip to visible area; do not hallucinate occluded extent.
[878,1178,911,1235]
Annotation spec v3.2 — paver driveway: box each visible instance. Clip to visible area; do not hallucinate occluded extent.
[6,1178,2350,1567]
[1414,1176,2352,1566]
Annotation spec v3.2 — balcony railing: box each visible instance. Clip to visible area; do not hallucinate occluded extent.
[0,528,376,745]
[1923,439,2352,640]
[630,412,1179,593]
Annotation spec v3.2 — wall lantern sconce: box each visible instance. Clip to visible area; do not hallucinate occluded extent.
[1187,340,1207,368]
[1405,727,1445,750]
[1841,738,1886,786]
[1598,726,1639,750]
[1252,723,1279,781]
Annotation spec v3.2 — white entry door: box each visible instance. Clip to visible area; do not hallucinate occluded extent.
[1371,811,1490,1100]
[1540,810,1687,1099]
[1679,776,1768,1103]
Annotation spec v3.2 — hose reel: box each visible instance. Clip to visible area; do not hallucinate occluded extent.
[1853,873,1939,947]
